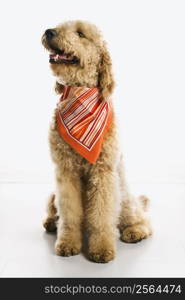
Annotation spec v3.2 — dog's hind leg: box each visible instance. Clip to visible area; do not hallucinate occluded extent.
[43,193,58,232]
[118,157,152,243]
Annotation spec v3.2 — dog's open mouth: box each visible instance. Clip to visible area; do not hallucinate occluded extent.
[49,49,79,65]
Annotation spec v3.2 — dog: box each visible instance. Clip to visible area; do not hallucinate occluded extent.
[41,20,152,263]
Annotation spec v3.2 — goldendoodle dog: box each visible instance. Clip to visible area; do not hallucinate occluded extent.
[41,20,152,263]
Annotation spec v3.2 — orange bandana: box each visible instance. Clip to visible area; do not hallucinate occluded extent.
[56,86,113,163]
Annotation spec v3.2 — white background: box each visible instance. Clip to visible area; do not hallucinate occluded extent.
[0,0,185,184]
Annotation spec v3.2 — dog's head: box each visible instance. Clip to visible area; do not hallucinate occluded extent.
[42,20,114,98]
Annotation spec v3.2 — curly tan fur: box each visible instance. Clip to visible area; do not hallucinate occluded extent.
[42,20,152,263]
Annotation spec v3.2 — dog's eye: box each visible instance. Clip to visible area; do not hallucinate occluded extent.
[77,31,86,38]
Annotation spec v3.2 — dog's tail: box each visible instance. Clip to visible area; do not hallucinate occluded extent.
[139,195,150,212]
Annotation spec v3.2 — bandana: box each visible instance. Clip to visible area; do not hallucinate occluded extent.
[56,86,113,163]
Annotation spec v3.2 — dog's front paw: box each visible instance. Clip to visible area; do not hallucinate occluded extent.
[121,224,151,243]
[55,239,81,256]
[88,235,115,263]
[89,248,115,263]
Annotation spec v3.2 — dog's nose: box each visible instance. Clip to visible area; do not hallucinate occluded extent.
[45,29,57,40]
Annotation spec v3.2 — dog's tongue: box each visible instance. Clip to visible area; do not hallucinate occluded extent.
[50,53,72,62]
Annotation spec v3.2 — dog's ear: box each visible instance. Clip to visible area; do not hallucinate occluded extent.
[55,81,64,94]
[98,42,115,99]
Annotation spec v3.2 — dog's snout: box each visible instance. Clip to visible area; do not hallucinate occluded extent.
[45,29,57,40]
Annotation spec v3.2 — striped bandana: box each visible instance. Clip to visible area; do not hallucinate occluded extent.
[56,85,113,163]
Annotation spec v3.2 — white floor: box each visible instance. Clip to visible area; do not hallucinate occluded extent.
[0,182,185,277]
